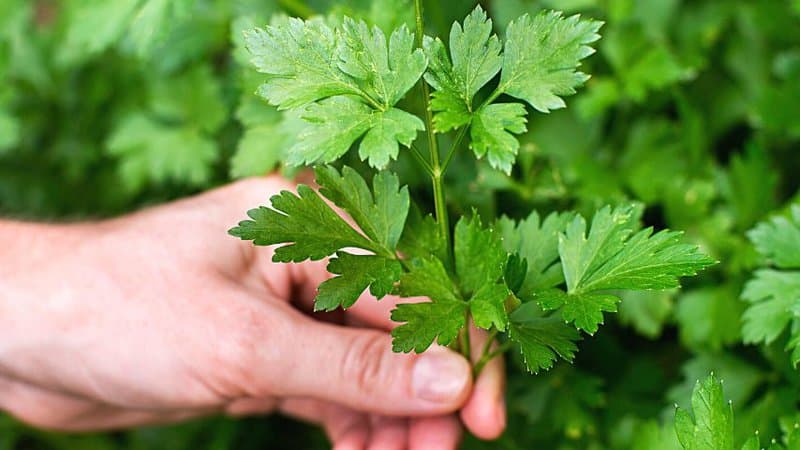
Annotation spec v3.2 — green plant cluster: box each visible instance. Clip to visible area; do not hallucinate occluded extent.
[2,1,800,449]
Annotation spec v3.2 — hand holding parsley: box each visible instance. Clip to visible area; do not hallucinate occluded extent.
[0,175,505,448]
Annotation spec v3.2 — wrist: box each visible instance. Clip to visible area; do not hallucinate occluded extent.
[0,220,100,377]
[0,221,94,274]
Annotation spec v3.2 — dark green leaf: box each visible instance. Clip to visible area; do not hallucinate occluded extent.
[315,252,403,311]
[508,302,580,373]
[228,185,376,262]
[454,214,508,295]
[316,166,410,251]
[470,102,528,174]
[470,283,510,331]
[391,257,466,353]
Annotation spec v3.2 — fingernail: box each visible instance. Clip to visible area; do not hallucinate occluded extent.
[412,350,470,402]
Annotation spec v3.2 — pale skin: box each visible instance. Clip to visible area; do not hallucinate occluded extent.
[0,175,506,449]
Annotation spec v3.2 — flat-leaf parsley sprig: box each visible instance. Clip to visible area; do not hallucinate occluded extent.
[230,2,714,375]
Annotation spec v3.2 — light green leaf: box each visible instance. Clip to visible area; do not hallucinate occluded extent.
[315,252,403,311]
[128,0,195,56]
[315,166,410,251]
[508,302,580,373]
[424,6,503,131]
[148,65,227,133]
[59,0,140,64]
[561,204,714,294]
[246,17,361,110]
[106,114,218,192]
[674,374,734,450]
[428,89,471,132]
[338,18,426,107]
[289,97,423,168]
[359,107,425,167]
[470,102,527,174]
[499,11,602,112]
[741,270,800,345]
[748,206,800,269]
[228,185,377,262]
[618,290,674,339]
[676,286,743,351]
[230,124,284,178]
[740,436,759,450]
[246,15,425,113]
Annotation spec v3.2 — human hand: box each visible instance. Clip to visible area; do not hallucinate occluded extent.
[0,176,506,448]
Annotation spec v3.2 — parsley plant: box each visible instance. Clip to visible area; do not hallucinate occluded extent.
[229,2,714,375]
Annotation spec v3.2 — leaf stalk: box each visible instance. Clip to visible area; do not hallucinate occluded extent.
[413,0,452,264]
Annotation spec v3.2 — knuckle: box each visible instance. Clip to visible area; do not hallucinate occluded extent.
[341,331,388,395]
[206,305,286,398]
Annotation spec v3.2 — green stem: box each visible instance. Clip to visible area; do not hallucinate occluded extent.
[440,125,468,173]
[277,0,315,18]
[477,87,503,111]
[409,145,434,176]
[458,316,472,360]
[413,0,451,263]
[473,330,510,376]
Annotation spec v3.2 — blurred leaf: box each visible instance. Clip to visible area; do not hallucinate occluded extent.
[676,286,744,351]
[106,114,218,192]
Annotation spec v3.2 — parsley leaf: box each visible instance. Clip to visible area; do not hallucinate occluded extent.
[499,210,575,292]
[470,102,528,174]
[59,0,195,63]
[394,257,460,302]
[674,373,734,450]
[315,252,403,311]
[470,283,510,331]
[540,205,714,334]
[454,214,511,330]
[391,257,466,352]
[742,270,800,361]
[230,165,409,264]
[228,184,377,262]
[455,214,507,295]
[424,6,503,132]
[287,97,424,168]
[748,205,800,269]
[316,166,410,251]
[742,206,800,365]
[338,19,427,108]
[106,114,218,192]
[537,289,618,335]
[499,11,602,113]
[245,17,361,110]
[245,16,425,168]
[507,302,580,373]
[559,204,642,292]
[398,204,445,262]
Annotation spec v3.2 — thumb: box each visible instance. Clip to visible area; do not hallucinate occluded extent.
[274,314,472,416]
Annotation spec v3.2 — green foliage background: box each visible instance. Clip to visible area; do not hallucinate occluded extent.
[2,0,800,448]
